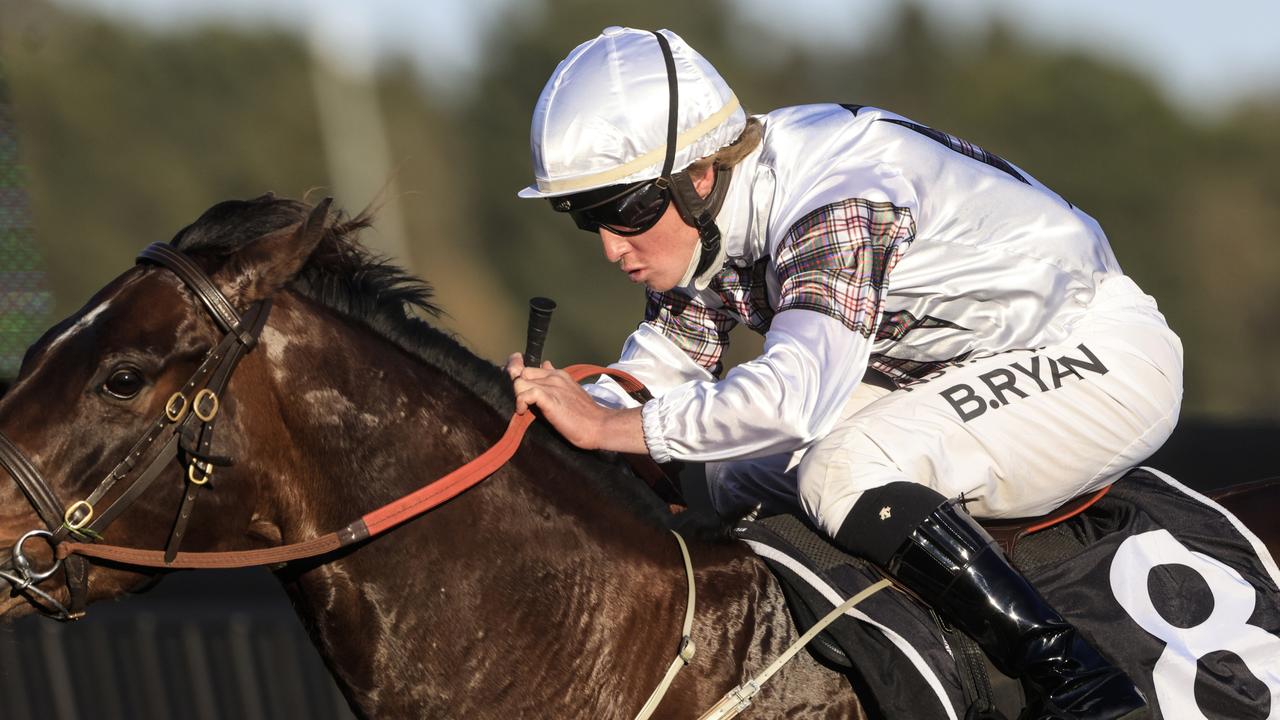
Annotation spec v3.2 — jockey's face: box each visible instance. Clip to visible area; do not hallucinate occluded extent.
[597,165,715,292]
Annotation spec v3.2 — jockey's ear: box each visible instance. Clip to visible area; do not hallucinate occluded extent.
[692,162,717,197]
[215,197,331,307]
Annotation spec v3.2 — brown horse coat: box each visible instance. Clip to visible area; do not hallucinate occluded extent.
[0,196,866,719]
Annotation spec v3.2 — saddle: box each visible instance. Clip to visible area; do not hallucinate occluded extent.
[732,483,1117,719]
[634,453,1112,557]
[980,485,1111,556]
[731,470,1280,720]
[729,493,1108,720]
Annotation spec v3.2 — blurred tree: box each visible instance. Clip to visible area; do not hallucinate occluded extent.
[1,1,328,319]
[463,1,1280,417]
[0,0,516,359]
[0,60,52,377]
[459,0,820,366]
[0,0,1275,417]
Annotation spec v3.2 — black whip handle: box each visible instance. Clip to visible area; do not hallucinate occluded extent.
[523,297,557,367]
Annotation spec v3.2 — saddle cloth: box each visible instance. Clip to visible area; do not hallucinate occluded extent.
[735,467,1280,720]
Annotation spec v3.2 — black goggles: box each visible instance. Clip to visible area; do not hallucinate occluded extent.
[549,177,673,236]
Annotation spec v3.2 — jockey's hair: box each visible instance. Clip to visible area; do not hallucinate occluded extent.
[685,116,764,179]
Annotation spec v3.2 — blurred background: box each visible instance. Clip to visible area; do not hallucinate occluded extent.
[0,0,1276,717]
[2,0,1279,415]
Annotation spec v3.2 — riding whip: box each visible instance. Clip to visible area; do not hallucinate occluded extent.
[523,297,556,367]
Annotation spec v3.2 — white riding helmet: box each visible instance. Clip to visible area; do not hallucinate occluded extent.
[517,26,746,199]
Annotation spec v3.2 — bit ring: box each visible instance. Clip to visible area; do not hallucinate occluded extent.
[12,529,63,584]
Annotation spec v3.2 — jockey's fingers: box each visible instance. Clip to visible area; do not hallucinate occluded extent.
[514,385,539,415]
[524,363,577,385]
[519,365,566,382]
[505,352,525,380]
[512,376,538,400]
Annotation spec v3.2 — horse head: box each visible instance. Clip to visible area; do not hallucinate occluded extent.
[0,194,355,618]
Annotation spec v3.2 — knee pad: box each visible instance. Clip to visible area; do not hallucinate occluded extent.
[834,482,948,566]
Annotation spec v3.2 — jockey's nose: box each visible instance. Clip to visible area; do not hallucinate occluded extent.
[599,230,630,264]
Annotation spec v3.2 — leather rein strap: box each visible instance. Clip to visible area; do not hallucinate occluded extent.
[57,363,649,569]
[2,236,653,614]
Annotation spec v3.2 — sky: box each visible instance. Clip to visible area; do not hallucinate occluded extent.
[58,0,1280,112]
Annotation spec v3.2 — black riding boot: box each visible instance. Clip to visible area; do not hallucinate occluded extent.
[836,484,1147,720]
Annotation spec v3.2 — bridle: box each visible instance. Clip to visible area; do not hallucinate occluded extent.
[0,206,662,625]
[0,207,890,718]
[0,240,275,620]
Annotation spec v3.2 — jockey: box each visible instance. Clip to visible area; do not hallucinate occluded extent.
[509,26,1181,719]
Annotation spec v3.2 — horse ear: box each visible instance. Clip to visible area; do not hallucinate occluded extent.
[216,197,332,306]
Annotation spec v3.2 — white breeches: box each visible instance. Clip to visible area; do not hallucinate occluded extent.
[705,275,1184,538]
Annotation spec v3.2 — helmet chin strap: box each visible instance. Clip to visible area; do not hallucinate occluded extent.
[671,166,732,290]
[650,30,732,292]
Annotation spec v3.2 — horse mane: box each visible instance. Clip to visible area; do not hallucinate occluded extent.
[169,193,514,411]
[169,194,699,535]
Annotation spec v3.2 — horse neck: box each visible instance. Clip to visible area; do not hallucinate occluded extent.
[245,295,672,548]
[246,296,778,717]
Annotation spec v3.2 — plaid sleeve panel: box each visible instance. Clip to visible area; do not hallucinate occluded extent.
[775,198,915,337]
[643,288,737,378]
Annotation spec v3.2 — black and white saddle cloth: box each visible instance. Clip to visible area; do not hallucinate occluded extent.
[735,467,1280,720]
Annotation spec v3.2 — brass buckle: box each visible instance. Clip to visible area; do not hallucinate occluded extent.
[193,389,219,422]
[63,500,94,530]
[165,392,189,422]
[188,461,212,486]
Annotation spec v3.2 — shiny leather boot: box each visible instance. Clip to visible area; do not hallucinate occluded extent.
[887,501,1148,720]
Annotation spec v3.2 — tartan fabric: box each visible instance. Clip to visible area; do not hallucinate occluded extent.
[868,353,973,386]
[644,287,739,377]
[877,309,955,342]
[870,310,973,385]
[644,198,915,377]
[774,199,915,337]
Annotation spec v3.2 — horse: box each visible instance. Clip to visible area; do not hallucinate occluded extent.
[2,195,1276,719]
[0,195,863,719]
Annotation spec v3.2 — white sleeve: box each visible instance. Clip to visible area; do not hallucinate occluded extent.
[583,322,716,410]
[640,309,871,462]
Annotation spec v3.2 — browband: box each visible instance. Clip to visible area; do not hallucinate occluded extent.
[137,243,255,346]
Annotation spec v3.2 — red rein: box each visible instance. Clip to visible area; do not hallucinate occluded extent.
[58,365,645,570]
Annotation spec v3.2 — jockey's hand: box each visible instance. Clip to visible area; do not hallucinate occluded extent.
[505,352,645,454]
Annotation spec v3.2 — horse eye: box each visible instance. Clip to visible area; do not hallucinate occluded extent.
[103,367,146,400]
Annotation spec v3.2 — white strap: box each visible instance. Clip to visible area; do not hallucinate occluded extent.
[697,578,894,720]
[633,530,697,720]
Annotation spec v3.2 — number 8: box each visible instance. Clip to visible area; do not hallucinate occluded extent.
[1110,529,1280,719]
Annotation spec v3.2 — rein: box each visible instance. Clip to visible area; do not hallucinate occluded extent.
[0,235,712,714]
[54,362,652,570]
[0,221,667,611]
[0,233,870,718]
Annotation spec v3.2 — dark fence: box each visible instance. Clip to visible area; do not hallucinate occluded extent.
[1,570,357,720]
